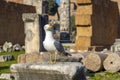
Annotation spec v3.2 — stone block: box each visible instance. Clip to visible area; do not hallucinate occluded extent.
[76,0,92,4]
[25,53,41,63]
[75,14,91,26]
[22,13,48,53]
[18,53,42,63]
[23,13,40,54]
[13,44,23,51]
[23,0,48,14]
[76,5,92,14]
[75,36,91,47]
[0,54,14,62]
[10,62,86,80]
[3,41,13,52]
[76,26,92,37]
[0,73,13,80]
[18,54,26,63]
[111,39,120,52]
[7,0,23,4]
[71,46,90,51]
[18,52,51,63]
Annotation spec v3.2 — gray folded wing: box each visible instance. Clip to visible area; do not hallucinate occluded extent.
[54,40,65,53]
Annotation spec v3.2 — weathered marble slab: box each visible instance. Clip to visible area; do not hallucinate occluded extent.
[10,62,86,80]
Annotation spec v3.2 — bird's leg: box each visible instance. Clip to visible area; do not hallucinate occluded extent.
[49,53,53,64]
[53,53,56,64]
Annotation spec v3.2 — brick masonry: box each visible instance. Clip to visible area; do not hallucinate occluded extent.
[73,0,119,51]
[0,0,36,45]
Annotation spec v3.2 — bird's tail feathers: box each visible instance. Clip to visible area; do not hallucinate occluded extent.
[64,52,72,56]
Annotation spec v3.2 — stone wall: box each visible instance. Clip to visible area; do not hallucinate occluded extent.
[112,0,120,38]
[73,0,92,50]
[0,0,35,45]
[73,0,119,51]
[92,0,119,46]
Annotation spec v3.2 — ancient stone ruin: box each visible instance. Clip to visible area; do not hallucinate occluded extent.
[10,0,86,80]
[72,0,119,51]
[1,0,120,79]
[0,0,35,45]
[59,0,70,32]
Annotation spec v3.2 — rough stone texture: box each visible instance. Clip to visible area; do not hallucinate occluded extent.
[18,51,85,63]
[112,0,120,38]
[84,52,108,72]
[59,0,70,33]
[3,41,13,52]
[23,0,48,14]
[103,53,120,72]
[0,0,35,45]
[18,52,52,63]
[76,27,92,37]
[111,39,120,52]
[6,0,23,4]
[76,0,92,4]
[0,54,14,62]
[0,73,13,80]
[92,0,119,46]
[10,62,86,80]
[71,46,89,51]
[73,2,92,51]
[18,54,26,63]
[56,56,82,62]
[22,13,48,53]
[76,5,92,15]
[18,13,48,63]
[23,13,40,54]
[75,36,91,47]
[13,44,23,51]
[25,53,42,63]
[75,15,91,26]
[73,0,119,51]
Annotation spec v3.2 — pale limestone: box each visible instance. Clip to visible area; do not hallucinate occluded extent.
[10,62,86,80]
[59,0,70,33]
[22,13,40,54]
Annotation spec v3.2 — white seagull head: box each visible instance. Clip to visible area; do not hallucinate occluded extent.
[44,24,53,31]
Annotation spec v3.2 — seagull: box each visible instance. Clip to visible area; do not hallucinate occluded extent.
[43,24,71,64]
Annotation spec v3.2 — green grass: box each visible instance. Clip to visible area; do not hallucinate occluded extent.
[0,51,120,80]
[88,72,120,80]
[0,51,24,75]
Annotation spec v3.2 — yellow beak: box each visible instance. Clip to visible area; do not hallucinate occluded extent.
[48,25,53,29]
